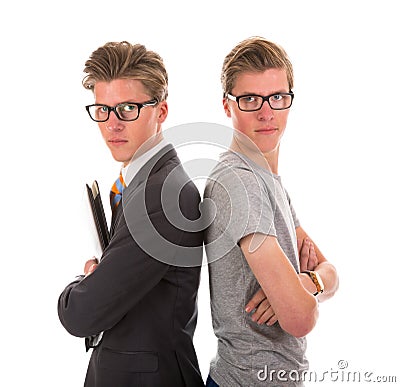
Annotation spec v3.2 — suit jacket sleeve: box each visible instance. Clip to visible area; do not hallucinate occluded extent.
[57,164,201,338]
[58,216,171,337]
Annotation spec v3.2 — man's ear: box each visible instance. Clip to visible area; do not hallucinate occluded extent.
[157,101,168,123]
[223,97,232,118]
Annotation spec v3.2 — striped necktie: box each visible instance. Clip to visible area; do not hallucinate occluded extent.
[110,171,126,212]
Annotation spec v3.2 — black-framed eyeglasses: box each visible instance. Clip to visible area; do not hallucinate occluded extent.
[85,99,158,122]
[226,92,294,111]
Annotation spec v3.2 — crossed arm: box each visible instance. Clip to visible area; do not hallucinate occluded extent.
[244,226,339,336]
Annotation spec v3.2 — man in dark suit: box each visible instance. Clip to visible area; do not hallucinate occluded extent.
[58,41,204,387]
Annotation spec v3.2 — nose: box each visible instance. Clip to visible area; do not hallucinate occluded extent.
[105,110,124,132]
[257,101,274,121]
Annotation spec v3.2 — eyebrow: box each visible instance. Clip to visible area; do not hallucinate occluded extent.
[93,100,142,106]
[238,90,289,96]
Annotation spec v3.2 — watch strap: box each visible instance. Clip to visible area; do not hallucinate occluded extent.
[302,270,324,296]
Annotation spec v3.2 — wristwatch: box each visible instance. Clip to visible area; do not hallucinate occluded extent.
[302,270,324,296]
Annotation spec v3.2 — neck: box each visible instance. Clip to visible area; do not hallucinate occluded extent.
[134,132,164,160]
[122,132,164,168]
[229,135,279,175]
[263,147,279,175]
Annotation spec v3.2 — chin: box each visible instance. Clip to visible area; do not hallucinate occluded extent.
[110,152,132,165]
[254,143,273,153]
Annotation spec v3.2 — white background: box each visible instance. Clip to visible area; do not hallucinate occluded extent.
[1,1,399,385]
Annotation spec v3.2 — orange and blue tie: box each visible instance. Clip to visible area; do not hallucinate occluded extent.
[110,172,126,212]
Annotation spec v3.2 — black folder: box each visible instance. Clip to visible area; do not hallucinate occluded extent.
[86,181,110,252]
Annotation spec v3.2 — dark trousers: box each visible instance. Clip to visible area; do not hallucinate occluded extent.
[206,375,219,387]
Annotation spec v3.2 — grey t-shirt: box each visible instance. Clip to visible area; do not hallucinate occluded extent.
[204,151,308,386]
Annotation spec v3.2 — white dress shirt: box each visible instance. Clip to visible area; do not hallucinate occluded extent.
[121,138,170,187]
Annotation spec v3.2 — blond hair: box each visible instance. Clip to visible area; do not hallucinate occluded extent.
[221,36,294,96]
[82,41,168,101]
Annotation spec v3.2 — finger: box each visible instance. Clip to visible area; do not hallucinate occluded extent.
[307,243,318,270]
[84,257,99,273]
[253,302,278,325]
[299,255,308,272]
[86,263,98,276]
[255,308,274,325]
[299,239,310,271]
[245,288,266,313]
[251,299,271,322]
[266,314,278,326]
[84,261,94,274]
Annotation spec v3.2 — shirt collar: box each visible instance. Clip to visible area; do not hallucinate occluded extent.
[121,138,169,187]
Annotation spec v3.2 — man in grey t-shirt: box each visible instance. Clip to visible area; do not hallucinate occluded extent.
[204,37,339,387]
[205,151,307,386]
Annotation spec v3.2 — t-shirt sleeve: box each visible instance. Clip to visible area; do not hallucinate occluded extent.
[208,167,277,245]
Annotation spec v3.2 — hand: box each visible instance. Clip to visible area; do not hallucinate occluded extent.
[84,257,99,277]
[245,288,278,326]
[299,238,318,272]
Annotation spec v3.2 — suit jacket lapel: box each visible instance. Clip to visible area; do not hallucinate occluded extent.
[109,144,177,239]
[125,144,176,194]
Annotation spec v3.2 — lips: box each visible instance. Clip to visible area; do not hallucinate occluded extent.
[108,138,128,145]
[255,127,278,134]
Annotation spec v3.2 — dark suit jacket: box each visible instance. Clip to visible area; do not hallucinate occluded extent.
[58,145,204,387]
